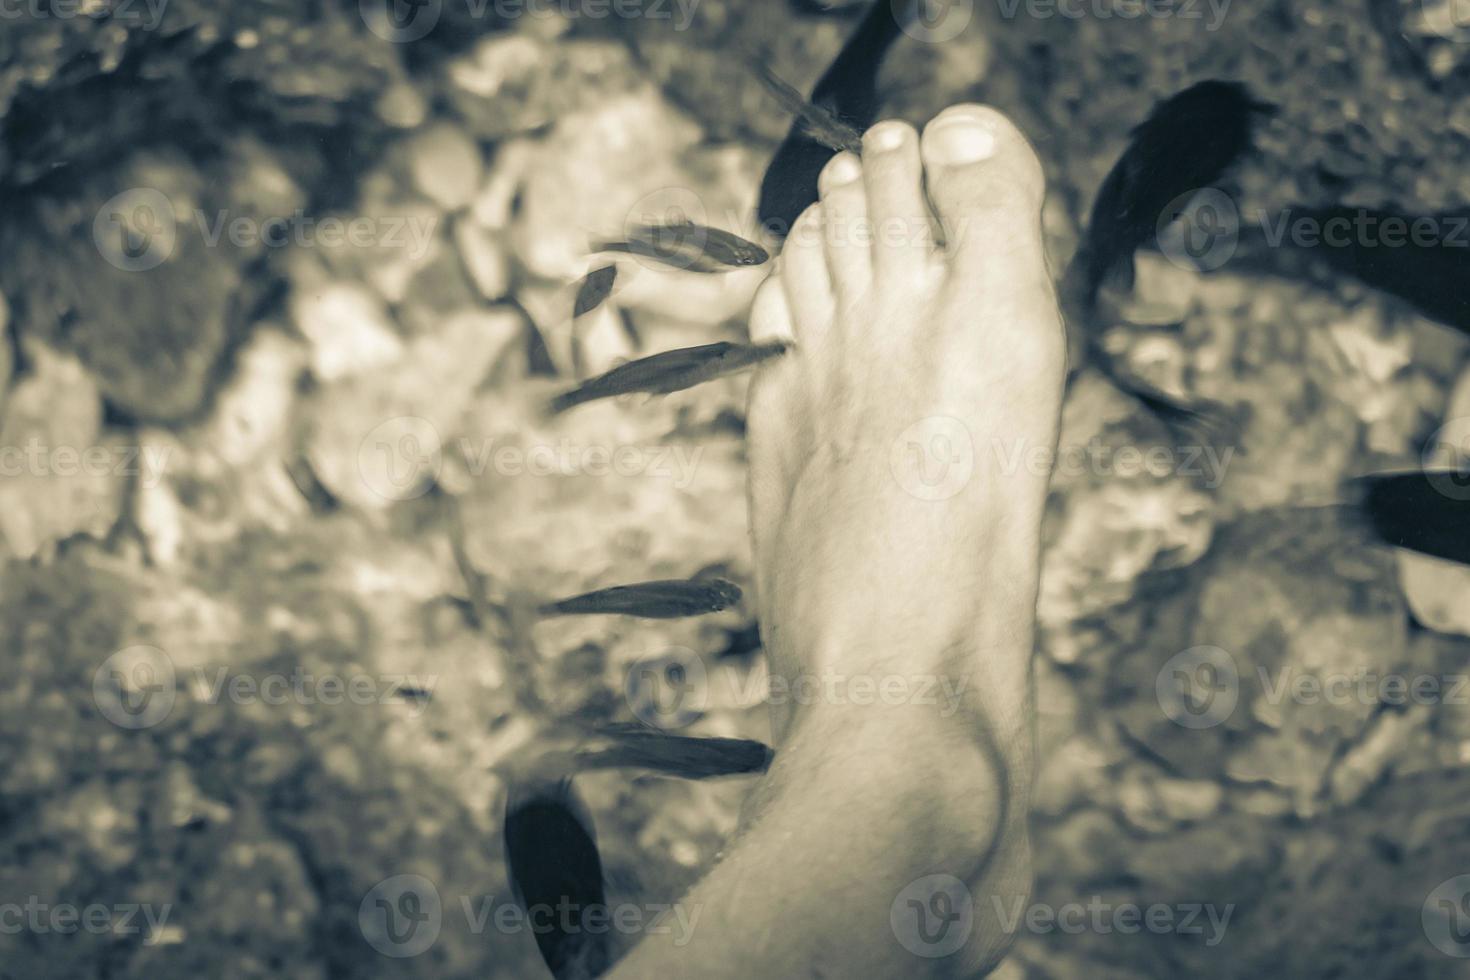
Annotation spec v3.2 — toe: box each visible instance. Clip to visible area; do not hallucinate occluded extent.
[920,105,1046,263]
[781,202,835,334]
[860,119,936,284]
[817,151,874,300]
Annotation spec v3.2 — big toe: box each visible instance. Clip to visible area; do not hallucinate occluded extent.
[920,105,1046,262]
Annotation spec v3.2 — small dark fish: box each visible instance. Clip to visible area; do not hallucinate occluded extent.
[595,223,769,274]
[504,779,611,980]
[549,341,789,414]
[576,726,774,779]
[572,264,617,318]
[1068,80,1276,309]
[394,686,433,703]
[755,0,914,233]
[1059,81,1271,448]
[1344,470,1470,567]
[541,578,743,619]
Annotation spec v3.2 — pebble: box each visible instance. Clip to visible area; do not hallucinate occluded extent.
[1396,364,1470,637]
[407,123,483,212]
[202,327,306,467]
[0,343,121,559]
[290,282,405,382]
[452,217,511,301]
[306,308,523,510]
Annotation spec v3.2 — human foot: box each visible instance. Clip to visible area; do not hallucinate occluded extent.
[745,104,1066,744]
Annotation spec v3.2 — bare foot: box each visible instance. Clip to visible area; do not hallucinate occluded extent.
[743,104,1066,971]
[611,106,1067,980]
[747,105,1065,735]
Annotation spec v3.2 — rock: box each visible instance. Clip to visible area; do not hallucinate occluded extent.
[306,308,522,510]
[202,327,306,467]
[375,81,427,129]
[452,217,510,301]
[510,88,705,281]
[4,162,242,423]
[446,36,643,141]
[471,139,535,231]
[1396,366,1470,636]
[1328,706,1432,806]
[290,282,404,382]
[406,123,483,212]
[1117,251,1200,326]
[573,301,636,378]
[0,289,10,405]
[1033,736,1117,818]
[1397,551,1470,638]
[398,245,479,335]
[0,344,122,558]
[1036,373,1216,643]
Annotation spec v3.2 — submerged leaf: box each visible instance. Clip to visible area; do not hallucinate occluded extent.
[572,264,617,318]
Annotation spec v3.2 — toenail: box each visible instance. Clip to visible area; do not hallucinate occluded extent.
[820,153,862,191]
[865,121,907,152]
[928,117,996,164]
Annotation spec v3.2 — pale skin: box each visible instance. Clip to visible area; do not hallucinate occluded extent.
[611,104,1067,978]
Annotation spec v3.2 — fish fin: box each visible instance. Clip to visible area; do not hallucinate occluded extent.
[504,778,612,980]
